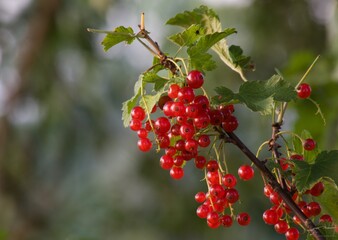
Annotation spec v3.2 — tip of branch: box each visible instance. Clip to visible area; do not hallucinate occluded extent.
[140,12,145,30]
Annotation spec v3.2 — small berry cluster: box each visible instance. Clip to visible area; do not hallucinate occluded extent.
[262,137,332,240]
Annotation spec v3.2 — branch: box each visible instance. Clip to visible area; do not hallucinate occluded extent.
[225,131,325,240]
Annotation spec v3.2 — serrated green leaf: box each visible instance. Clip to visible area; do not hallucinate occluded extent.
[168,25,204,47]
[211,86,235,104]
[229,45,251,68]
[101,26,135,51]
[142,72,168,91]
[121,93,140,127]
[317,178,338,224]
[189,52,216,71]
[293,150,338,192]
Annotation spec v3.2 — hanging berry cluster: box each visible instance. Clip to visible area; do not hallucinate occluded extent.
[89,5,338,240]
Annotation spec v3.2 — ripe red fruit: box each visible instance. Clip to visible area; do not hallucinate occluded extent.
[238,165,254,181]
[173,155,184,167]
[195,192,206,203]
[263,184,273,197]
[170,101,185,117]
[193,112,210,129]
[158,95,171,110]
[154,117,171,134]
[237,212,250,226]
[137,128,148,138]
[157,134,170,149]
[209,109,224,125]
[196,204,210,218]
[177,86,195,103]
[207,211,219,224]
[184,139,199,152]
[170,166,184,179]
[310,181,324,196]
[131,106,146,120]
[222,115,238,132]
[274,220,289,234]
[194,155,207,169]
[197,135,210,147]
[130,119,142,131]
[220,215,233,227]
[137,138,152,152]
[297,83,311,99]
[186,70,204,89]
[168,84,180,99]
[263,209,279,225]
[207,171,220,185]
[160,154,174,170]
[222,173,237,188]
[269,191,282,205]
[193,95,210,110]
[225,188,239,204]
[179,123,195,139]
[210,184,226,199]
[185,103,200,118]
[319,214,333,223]
[307,201,321,216]
[285,227,299,240]
[206,160,219,172]
[303,138,316,151]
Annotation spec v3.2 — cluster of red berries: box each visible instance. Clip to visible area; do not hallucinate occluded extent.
[129,70,239,180]
[195,163,254,228]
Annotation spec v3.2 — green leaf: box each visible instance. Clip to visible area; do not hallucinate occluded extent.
[142,72,168,92]
[306,221,337,240]
[211,86,235,104]
[168,25,204,47]
[166,5,217,28]
[293,150,338,192]
[317,178,338,224]
[101,26,135,51]
[139,91,163,115]
[229,45,251,68]
[121,93,140,127]
[292,135,303,154]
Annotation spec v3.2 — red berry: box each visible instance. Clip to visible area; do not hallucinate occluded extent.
[157,134,170,149]
[193,112,210,129]
[158,95,171,110]
[274,220,289,234]
[173,155,184,167]
[207,171,220,185]
[170,166,184,180]
[263,209,279,225]
[210,184,226,199]
[194,155,207,169]
[222,115,238,132]
[269,191,282,205]
[177,86,195,103]
[303,138,316,151]
[163,101,174,116]
[185,139,199,152]
[195,192,206,203]
[186,70,204,89]
[209,109,224,125]
[137,128,148,138]
[179,123,195,139]
[160,154,174,170]
[238,165,254,181]
[319,214,333,223]
[170,101,185,117]
[222,174,237,188]
[220,215,233,227]
[310,182,324,196]
[285,227,299,240]
[144,120,154,131]
[207,211,219,224]
[307,201,321,216]
[263,185,273,197]
[168,84,180,99]
[197,135,210,147]
[131,106,146,120]
[185,103,200,118]
[279,157,289,171]
[206,160,219,172]
[165,146,176,156]
[225,188,239,204]
[154,117,171,134]
[193,95,209,110]
[207,219,221,229]
[130,119,142,131]
[196,204,210,218]
[137,138,152,152]
[237,212,250,226]
[297,83,311,99]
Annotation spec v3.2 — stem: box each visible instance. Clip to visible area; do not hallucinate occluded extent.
[225,131,325,240]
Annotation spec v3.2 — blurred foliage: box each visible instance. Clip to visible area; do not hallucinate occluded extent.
[0,0,337,239]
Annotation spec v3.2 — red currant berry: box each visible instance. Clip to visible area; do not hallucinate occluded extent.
[307,201,321,216]
[310,181,324,196]
[137,138,152,152]
[206,160,219,172]
[222,115,238,132]
[269,191,282,205]
[270,205,283,219]
[179,123,195,139]
[173,155,184,167]
[197,135,210,147]
[238,165,254,181]
[209,109,224,125]
[154,117,171,134]
[222,174,237,188]
[279,157,289,171]
[319,214,333,223]
[225,188,239,204]
[160,154,174,170]
[194,155,207,169]
[193,95,210,110]
[131,106,146,120]
[210,184,226,199]
[303,138,316,151]
[144,120,155,131]
[193,112,210,129]
[186,70,204,89]
[170,101,185,117]
[157,134,170,149]
[263,185,273,197]
[207,219,221,229]
[297,83,311,99]
[158,95,171,110]
[195,192,206,203]
[168,83,180,99]
[196,204,210,219]
[170,166,184,180]
[185,103,200,118]
[185,139,199,152]
[177,86,195,103]
[237,212,250,226]
[274,220,289,234]
[137,128,148,138]
[207,171,220,185]
[165,146,176,156]
[207,211,219,224]
[285,227,299,240]
[263,209,279,225]
[220,215,233,227]
[290,154,304,161]
[129,119,142,131]
[163,101,174,117]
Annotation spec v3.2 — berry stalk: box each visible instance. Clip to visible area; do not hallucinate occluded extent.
[224,131,325,240]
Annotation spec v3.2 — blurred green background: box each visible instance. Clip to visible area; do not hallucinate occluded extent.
[0,0,337,239]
